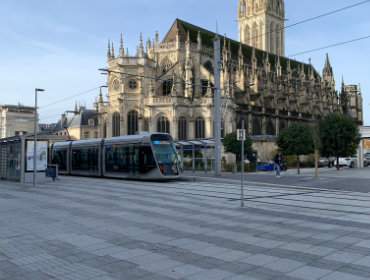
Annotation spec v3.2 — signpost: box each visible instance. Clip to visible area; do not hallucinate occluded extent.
[237,120,245,207]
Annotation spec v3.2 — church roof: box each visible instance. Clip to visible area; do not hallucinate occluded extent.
[54,107,98,131]
[163,19,318,77]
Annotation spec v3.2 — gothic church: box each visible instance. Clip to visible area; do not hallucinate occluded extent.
[96,0,363,141]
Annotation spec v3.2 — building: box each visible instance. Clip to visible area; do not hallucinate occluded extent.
[53,104,99,140]
[97,0,363,148]
[0,104,35,138]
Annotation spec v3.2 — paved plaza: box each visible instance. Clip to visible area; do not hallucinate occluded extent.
[1,176,370,279]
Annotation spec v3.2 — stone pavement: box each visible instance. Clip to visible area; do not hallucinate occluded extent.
[183,167,370,193]
[1,176,370,279]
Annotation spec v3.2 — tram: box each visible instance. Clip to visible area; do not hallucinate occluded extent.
[49,133,180,180]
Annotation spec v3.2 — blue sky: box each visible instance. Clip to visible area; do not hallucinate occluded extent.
[1,0,369,125]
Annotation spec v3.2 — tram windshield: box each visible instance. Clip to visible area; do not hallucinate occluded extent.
[151,134,179,175]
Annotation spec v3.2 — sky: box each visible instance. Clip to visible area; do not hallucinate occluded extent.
[0,0,369,125]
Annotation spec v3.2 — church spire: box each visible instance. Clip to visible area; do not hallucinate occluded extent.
[111,42,115,59]
[107,39,111,60]
[119,34,124,58]
[138,33,144,57]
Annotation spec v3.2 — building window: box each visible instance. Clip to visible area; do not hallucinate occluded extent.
[162,79,173,96]
[195,116,205,139]
[112,112,120,137]
[178,117,187,140]
[88,119,94,126]
[84,132,89,139]
[113,80,120,91]
[127,110,138,135]
[162,57,172,74]
[94,131,98,138]
[201,80,208,96]
[103,122,107,138]
[203,61,214,74]
[128,79,138,90]
[157,115,170,134]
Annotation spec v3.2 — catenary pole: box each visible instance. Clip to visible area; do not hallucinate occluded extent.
[241,120,245,207]
[213,35,221,176]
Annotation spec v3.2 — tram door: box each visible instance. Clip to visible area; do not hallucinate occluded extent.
[129,145,139,176]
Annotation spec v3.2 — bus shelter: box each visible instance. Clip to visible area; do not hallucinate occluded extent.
[0,134,67,183]
[175,139,215,172]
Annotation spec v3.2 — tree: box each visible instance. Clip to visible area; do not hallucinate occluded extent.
[222,132,253,156]
[318,113,360,170]
[276,123,314,174]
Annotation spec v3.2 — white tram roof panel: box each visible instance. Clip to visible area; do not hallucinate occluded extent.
[71,138,103,147]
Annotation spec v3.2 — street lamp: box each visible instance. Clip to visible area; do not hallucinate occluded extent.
[33,88,45,187]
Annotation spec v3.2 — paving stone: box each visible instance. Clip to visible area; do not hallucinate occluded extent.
[287,265,332,280]
[320,271,370,280]
[1,177,370,280]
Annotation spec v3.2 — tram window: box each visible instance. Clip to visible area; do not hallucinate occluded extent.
[138,146,156,174]
[72,147,99,172]
[52,149,67,171]
[105,145,129,173]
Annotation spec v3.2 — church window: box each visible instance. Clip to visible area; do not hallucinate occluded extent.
[112,112,120,137]
[113,80,120,91]
[162,79,173,96]
[266,119,276,135]
[162,57,172,74]
[103,122,107,138]
[157,115,170,134]
[252,116,262,135]
[195,116,205,139]
[178,117,187,140]
[201,80,209,96]
[127,110,138,135]
[203,61,214,74]
[128,79,138,90]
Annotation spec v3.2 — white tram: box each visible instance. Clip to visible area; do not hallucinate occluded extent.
[49,133,180,180]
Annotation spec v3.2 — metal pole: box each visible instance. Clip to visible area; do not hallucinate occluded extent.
[192,144,195,173]
[180,145,184,172]
[213,35,221,176]
[33,89,37,187]
[241,120,245,207]
[33,88,44,187]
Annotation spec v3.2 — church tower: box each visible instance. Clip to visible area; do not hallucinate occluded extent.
[238,0,285,56]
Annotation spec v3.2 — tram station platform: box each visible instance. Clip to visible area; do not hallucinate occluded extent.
[1,176,370,279]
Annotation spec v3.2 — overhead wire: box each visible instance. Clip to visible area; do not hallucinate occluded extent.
[39,86,102,109]
[288,35,370,57]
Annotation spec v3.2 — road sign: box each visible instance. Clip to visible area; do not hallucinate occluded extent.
[237,129,245,141]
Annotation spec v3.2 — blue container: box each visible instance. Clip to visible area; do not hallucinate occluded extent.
[257,162,274,171]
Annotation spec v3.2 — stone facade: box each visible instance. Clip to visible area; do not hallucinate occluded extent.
[97,1,363,143]
[238,0,285,56]
[53,105,99,140]
[0,104,35,138]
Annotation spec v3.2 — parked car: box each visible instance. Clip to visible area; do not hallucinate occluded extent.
[318,157,329,167]
[364,153,370,167]
[318,157,335,167]
[333,157,355,168]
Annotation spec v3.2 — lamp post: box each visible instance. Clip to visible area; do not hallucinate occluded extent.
[33,88,45,187]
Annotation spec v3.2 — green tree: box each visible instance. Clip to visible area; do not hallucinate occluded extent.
[222,132,253,156]
[276,123,314,174]
[318,113,360,170]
